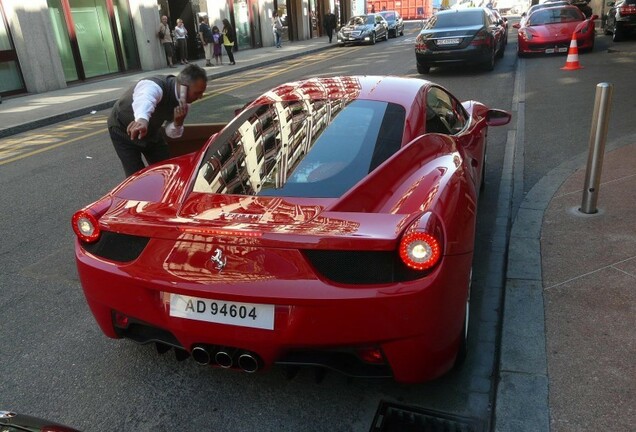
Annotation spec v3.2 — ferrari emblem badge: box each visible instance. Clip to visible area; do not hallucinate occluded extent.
[210,248,227,271]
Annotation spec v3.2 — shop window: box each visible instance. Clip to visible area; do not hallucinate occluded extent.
[0,4,25,95]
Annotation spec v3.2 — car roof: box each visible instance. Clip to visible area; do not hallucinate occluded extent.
[437,7,486,15]
[251,76,431,109]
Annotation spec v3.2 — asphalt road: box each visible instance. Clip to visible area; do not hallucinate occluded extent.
[1,22,634,432]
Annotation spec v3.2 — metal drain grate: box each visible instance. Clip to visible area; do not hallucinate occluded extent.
[370,401,485,432]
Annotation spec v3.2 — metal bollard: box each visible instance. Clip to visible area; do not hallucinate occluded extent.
[580,83,613,214]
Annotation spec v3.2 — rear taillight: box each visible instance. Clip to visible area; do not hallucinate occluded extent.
[619,5,636,15]
[399,231,442,271]
[72,210,100,243]
[471,31,491,46]
[415,35,426,51]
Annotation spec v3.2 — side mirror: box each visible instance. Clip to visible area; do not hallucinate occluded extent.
[486,109,512,127]
[513,23,521,28]
[591,14,599,20]
[521,12,527,17]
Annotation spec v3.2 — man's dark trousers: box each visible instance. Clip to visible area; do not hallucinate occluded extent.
[109,126,169,177]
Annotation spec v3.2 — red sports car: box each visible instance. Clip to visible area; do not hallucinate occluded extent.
[72,76,510,383]
[514,5,598,56]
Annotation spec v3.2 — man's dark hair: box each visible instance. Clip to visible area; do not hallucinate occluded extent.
[177,64,208,86]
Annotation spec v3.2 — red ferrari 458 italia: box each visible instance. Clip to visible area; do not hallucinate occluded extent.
[72,76,510,383]
[514,5,598,56]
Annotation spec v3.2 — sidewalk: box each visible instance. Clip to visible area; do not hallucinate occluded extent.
[0,37,337,139]
[497,137,636,432]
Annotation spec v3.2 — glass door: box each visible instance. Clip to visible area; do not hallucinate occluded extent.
[233,0,252,49]
[70,0,118,78]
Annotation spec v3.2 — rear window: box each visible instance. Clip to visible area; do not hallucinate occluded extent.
[425,10,484,28]
[528,8,583,25]
[192,99,406,198]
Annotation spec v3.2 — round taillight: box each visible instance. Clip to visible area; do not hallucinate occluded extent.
[72,210,100,243]
[399,232,441,271]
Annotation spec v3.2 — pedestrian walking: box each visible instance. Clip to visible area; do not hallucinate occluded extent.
[323,10,337,43]
[198,16,214,67]
[272,12,283,48]
[174,18,188,65]
[222,19,236,65]
[158,15,176,68]
[107,64,208,177]
[212,26,223,65]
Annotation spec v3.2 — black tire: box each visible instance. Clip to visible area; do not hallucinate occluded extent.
[613,24,623,42]
[416,61,430,74]
[453,280,471,370]
[483,47,495,71]
[480,156,486,192]
[370,32,376,45]
[400,28,404,36]
[496,41,505,58]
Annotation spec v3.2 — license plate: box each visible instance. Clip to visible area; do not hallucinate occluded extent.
[545,47,567,54]
[169,294,275,330]
[437,38,460,45]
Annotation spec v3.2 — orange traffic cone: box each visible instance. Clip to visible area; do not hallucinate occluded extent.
[561,32,583,70]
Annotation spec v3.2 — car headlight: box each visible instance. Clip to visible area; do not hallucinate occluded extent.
[521,29,533,41]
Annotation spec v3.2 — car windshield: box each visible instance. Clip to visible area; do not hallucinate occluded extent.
[380,12,396,20]
[348,16,373,25]
[192,99,406,198]
[528,8,583,25]
[425,10,484,29]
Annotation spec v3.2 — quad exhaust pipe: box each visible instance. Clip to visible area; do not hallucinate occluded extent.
[215,350,234,368]
[191,346,211,365]
[237,352,259,373]
[190,345,260,372]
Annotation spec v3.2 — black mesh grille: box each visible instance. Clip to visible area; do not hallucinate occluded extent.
[277,349,392,377]
[83,231,150,263]
[370,402,485,432]
[114,317,182,348]
[303,250,429,284]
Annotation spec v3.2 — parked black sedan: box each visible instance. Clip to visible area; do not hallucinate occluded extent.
[604,0,636,41]
[415,8,506,73]
[337,14,389,45]
[379,10,405,37]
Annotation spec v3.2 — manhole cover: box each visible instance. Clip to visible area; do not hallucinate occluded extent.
[370,401,484,432]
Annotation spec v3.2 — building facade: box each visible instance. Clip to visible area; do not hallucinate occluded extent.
[0,0,351,98]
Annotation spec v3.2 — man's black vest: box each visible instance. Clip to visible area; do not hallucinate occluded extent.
[107,75,180,142]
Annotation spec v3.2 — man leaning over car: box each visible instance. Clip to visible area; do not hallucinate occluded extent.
[107,64,208,177]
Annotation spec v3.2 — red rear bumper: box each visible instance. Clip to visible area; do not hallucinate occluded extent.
[76,241,472,383]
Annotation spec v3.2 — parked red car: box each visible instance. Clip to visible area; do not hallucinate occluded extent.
[514,5,597,56]
[72,76,510,383]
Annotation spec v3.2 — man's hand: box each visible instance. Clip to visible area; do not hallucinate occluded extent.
[173,104,188,127]
[126,119,149,140]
